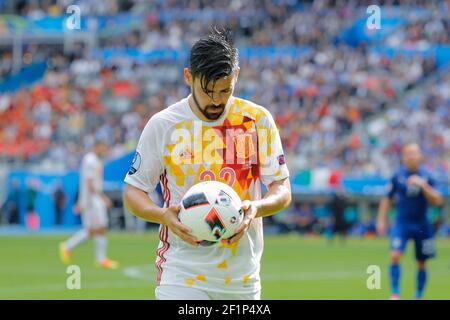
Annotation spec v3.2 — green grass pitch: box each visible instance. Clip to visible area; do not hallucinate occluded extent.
[1,232,449,299]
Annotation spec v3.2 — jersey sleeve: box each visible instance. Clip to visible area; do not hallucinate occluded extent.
[83,156,96,180]
[427,174,437,188]
[386,175,397,199]
[124,116,163,193]
[257,110,290,186]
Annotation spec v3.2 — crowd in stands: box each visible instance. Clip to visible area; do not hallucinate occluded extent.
[0,0,449,234]
[0,0,449,181]
[0,43,439,174]
[384,0,450,48]
[337,69,450,177]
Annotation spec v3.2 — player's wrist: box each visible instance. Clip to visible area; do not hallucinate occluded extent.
[159,206,172,225]
[420,181,429,189]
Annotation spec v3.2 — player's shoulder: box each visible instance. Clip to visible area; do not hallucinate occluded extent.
[418,167,436,181]
[82,151,95,161]
[142,98,189,132]
[151,98,188,123]
[231,97,275,123]
[393,166,407,178]
[81,152,98,166]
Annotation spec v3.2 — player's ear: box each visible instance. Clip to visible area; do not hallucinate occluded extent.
[184,68,193,86]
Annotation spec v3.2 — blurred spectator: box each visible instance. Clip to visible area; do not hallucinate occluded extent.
[53,180,66,225]
[328,187,351,242]
[294,203,318,235]
[25,178,40,230]
[2,178,21,225]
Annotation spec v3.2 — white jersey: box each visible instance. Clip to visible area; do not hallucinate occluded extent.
[79,152,104,211]
[124,95,289,294]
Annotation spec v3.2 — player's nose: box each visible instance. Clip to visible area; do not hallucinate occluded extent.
[210,93,225,105]
[210,96,221,105]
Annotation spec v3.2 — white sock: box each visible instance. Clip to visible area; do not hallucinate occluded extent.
[65,229,88,250]
[94,235,107,262]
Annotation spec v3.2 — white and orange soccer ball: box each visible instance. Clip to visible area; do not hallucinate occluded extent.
[179,181,244,246]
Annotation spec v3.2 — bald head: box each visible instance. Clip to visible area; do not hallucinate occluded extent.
[402,143,423,172]
[94,140,109,159]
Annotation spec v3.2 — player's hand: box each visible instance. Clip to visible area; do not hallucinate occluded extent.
[72,204,81,215]
[162,204,199,246]
[229,200,257,244]
[103,195,113,209]
[376,219,387,236]
[407,175,427,189]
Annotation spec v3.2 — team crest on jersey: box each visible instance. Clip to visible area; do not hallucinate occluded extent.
[179,146,194,162]
[128,151,141,175]
[233,130,256,163]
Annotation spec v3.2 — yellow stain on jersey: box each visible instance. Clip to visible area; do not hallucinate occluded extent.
[184,278,195,287]
[196,274,206,282]
[217,260,228,269]
[219,239,239,256]
[243,275,251,284]
[224,276,231,285]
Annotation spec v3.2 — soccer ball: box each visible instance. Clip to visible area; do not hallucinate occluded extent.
[179,181,244,246]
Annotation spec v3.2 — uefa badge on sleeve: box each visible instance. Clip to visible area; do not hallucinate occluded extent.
[277,154,286,165]
[128,151,141,175]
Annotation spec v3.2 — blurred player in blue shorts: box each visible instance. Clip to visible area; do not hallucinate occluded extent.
[376,143,443,300]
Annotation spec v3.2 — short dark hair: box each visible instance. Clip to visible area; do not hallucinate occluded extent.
[189,27,239,96]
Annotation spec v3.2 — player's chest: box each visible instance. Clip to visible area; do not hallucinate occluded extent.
[161,121,261,185]
[162,122,260,168]
[397,176,422,197]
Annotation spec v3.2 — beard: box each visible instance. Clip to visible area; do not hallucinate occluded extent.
[203,104,225,120]
[193,91,226,120]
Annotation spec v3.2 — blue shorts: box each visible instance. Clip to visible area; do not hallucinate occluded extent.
[390,223,436,261]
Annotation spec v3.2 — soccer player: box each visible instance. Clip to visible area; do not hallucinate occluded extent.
[123,28,292,300]
[376,142,443,300]
[59,139,119,269]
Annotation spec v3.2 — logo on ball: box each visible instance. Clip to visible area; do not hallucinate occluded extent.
[204,207,226,240]
[178,181,243,244]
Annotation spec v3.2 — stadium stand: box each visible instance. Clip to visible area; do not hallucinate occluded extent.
[0,0,449,235]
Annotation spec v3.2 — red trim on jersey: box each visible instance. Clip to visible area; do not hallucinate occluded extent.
[162,170,170,206]
[156,225,168,283]
[156,226,169,284]
[156,170,170,285]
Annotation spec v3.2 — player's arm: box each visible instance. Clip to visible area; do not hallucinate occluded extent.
[407,175,444,206]
[377,176,397,236]
[230,177,291,244]
[420,182,443,206]
[376,197,391,236]
[254,177,292,218]
[87,178,112,208]
[123,183,199,246]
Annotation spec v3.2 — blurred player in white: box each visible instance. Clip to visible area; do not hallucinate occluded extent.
[123,28,292,300]
[59,139,119,269]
